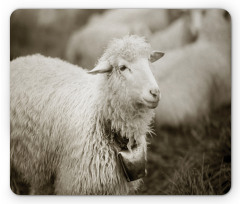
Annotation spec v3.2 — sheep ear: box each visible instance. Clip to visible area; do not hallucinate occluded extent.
[88,61,112,74]
[149,51,165,63]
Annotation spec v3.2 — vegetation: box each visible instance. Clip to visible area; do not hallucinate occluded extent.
[139,105,231,195]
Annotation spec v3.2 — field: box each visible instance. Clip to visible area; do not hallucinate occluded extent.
[139,105,231,195]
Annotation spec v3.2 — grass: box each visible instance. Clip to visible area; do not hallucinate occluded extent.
[138,104,231,195]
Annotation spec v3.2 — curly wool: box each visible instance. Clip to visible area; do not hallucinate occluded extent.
[10,36,155,195]
[99,35,151,65]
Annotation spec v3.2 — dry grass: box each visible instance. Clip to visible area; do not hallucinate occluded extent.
[138,105,231,195]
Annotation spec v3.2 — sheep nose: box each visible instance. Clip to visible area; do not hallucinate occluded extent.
[149,88,160,99]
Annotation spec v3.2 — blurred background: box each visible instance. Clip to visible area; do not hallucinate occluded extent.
[10,9,231,195]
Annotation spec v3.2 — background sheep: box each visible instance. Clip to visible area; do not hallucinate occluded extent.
[65,9,180,69]
[10,35,163,195]
[10,9,103,60]
[65,22,151,69]
[152,9,231,127]
[37,9,80,28]
[87,9,172,33]
[150,10,201,51]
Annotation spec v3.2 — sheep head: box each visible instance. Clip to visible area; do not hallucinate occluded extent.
[89,35,164,109]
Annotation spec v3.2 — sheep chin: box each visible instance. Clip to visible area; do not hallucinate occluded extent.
[139,98,159,109]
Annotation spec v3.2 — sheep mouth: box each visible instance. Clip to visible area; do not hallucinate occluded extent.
[142,98,159,109]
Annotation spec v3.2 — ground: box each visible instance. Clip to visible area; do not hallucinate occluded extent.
[138,105,231,195]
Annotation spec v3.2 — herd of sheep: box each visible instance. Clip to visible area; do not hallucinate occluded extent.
[10,9,231,195]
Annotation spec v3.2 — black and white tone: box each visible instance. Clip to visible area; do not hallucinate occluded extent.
[10,9,231,195]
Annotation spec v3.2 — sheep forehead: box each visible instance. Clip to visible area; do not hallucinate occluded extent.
[120,57,149,70]
[105,35,151,63]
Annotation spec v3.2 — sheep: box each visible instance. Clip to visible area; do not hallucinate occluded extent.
[36,9,102,30]
[88,9,171,33]
[65,9,174,69]
[10,35,164,195]
[150,10,201,51]
[151,9,231,128]
[65,22,151,69]
[36,9,81,30]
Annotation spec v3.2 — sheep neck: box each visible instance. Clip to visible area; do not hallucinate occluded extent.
[104,119,137,151]
[96,75,155,151]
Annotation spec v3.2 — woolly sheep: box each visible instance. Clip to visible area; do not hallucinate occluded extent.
[152,9,231,127]
[65,22,151,69]
[10,35,164,195]
[150,10,201,51]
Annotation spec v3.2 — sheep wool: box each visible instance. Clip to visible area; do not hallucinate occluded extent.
[10,36,156,195]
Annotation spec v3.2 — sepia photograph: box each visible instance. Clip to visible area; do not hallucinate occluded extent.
[10,9,231,195]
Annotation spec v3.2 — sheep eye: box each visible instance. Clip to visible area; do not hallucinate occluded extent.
[119,65,128,72]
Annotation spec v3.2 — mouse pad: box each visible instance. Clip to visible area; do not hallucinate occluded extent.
[10,9,231,195]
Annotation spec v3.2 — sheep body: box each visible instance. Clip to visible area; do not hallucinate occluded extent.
[11,36,158,195]
[37,10,79,28]
[88,9,170,33]
[152,9,231,127]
